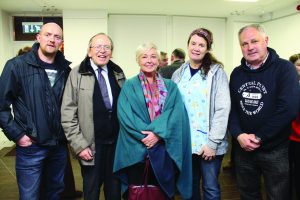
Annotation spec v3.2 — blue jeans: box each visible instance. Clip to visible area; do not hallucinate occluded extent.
[16,143,67,200]
[190,154,224,200]
[234,144,289,200]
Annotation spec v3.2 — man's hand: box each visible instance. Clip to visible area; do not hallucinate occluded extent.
[17,135,32,147]
[237,133,261,151]
[141,131,160,149]
[78,147,93,161]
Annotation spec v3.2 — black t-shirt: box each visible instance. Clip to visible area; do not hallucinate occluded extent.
[189,66,200,77]
[39,58,58,87]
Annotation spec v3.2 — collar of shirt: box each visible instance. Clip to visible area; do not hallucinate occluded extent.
[246,52,269,70]
[89,58,113,105]
[90,58,108,78]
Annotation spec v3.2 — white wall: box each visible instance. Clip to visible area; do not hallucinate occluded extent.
[0,10,14,149]
[0,10,12,72]
[108,15,227,78]
[108,15,168,78]
[63,10,108,68]
[263,13,300,60]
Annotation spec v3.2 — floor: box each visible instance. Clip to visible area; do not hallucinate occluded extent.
[0,145,240,200]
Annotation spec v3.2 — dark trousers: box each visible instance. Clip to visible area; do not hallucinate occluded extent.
[60,147,79,198]
[234,144,289,200]
[80,143,120,200]
[289,141,300,200]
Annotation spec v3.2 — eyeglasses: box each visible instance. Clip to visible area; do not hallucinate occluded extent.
[90,45,111,51]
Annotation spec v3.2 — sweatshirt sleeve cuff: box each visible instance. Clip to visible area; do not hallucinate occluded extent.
[230,130,242,139]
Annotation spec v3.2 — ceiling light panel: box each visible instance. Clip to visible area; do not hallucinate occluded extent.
[225,0,258,2]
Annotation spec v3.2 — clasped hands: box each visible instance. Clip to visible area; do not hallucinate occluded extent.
[141,130,159,149]
[237,133,261,152]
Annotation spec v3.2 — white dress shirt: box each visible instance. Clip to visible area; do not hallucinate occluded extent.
[90,59,113,106]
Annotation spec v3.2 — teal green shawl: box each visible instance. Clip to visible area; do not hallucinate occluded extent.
[113,75,192,199]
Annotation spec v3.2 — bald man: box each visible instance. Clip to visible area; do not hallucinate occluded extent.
[0,22,71,200]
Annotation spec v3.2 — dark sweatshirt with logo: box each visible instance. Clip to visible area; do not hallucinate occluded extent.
[229,47,300,150]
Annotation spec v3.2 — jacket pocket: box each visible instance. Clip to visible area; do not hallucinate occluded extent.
[14,98,37,139]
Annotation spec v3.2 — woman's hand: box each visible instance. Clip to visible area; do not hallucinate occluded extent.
[199,145,216,161]
[141,131,160,149]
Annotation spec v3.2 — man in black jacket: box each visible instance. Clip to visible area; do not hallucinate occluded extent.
[229,24,300,200]
[159,48,185,79]
[0,22,71,200]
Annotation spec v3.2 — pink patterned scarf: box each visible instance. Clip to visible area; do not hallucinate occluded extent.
[139,71,168,121]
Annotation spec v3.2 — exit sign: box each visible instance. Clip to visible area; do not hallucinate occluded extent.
[22,22,43,34]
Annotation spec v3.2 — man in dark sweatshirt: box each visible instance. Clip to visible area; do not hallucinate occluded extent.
[229,24,300,200]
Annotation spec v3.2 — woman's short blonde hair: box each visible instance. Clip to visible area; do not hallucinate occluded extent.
[136,42,159,63]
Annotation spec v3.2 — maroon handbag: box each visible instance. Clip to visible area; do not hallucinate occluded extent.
[128,159,169,200]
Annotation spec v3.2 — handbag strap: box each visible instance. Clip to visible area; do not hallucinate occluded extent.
[142,158,150,187]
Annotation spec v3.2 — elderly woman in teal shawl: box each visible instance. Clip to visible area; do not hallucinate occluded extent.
[113,42,192,199]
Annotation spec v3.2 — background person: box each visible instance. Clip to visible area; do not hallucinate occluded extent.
[229,24,300,200]
[172,28,230,200]
[158,51,168,68]
[289,53,300,200]
[159,48,185,79]
[0,22,71,200]
[61,33,126,200]
[289,53,300,78]
[113,42,192,200]
[16,46,32,56]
